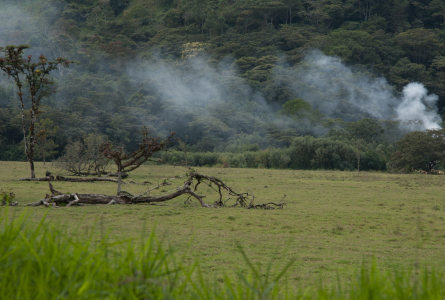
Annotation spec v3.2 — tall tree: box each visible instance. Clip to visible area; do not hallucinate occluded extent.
[281,0,300,24]
[110,0,131,16]
[0,45,73,178]
[355,0,375,21]
[391,129,445,173]
[345,118,384,143]
[305,0,328,27]
[397,28,443,65]
[258,0,285,29]
[391,0,409,33]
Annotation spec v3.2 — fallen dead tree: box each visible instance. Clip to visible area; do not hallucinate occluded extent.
[104,172,128,178]
[17,175,124,183]
[1,199,18,206]
[27,180,215,208]
[18,176,54,181]
[27,172,286,209]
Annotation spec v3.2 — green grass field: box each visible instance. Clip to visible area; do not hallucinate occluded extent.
[1,161,445,287]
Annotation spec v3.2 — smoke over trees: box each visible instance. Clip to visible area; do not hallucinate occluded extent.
[0,0,444,172]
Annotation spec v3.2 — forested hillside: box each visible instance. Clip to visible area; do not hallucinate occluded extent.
[1,0,445,171]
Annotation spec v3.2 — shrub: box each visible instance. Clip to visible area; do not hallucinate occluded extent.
[159,136,387,171]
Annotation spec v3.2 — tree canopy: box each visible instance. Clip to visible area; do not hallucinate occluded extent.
[391,129,445,172]
[1,0,445,172]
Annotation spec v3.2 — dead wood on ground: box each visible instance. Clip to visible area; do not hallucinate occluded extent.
[105,172,128,178]
[27,173,286,209]
[17,175,124,183]
[1,199,18,206]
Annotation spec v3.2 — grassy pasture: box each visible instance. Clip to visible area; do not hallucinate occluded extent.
[1,161,445,286]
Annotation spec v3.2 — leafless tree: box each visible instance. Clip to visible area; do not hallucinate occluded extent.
[101,127,175,194]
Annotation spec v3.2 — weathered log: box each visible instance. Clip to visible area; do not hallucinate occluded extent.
[29,173,285,209]
[49,182,62,196]
[66,194,80,207]
[26,193,127,206]
[18,176,54,181]
[105,172,128,179]
[17,176,124,183]
[33,180,214,207]
[26,199,49,207]
[132,185,213,207]
[55,175,123,183]
[1,200,19,206]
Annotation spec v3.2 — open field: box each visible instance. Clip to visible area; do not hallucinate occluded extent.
[1,161,445,286]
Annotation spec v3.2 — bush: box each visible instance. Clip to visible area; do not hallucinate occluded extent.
[158,136,388,171]
[361,150,387,171]
[228,153,247,168]
[0,144,26,161]
[289,136,356,170]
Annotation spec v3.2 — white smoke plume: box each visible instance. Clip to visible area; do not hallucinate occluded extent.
[127,49,442,142]
[396,83,441,130]
[285,50,442,130]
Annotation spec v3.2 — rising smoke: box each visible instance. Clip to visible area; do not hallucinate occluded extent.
[0,1,441,146]
[126,56,274,138]
[396,83,441,130]
[128,49,442,142]
[284,50,441,130]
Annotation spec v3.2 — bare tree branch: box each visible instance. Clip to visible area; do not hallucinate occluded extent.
[27,173,286,210]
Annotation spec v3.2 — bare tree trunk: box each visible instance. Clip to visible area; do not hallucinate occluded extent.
[18,176,121,183]
[29,159,36,178]
[18,86,33,177]
[357,154,360,176]
[28,96,37,178]
[290,7,292,25]
[117,164,122,194]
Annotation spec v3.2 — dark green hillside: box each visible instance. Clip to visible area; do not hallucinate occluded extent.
[1,0,444,170]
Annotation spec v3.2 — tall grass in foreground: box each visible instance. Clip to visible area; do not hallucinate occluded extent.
[0,209,443,299]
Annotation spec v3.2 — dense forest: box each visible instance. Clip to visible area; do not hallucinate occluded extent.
[1,0,445,171]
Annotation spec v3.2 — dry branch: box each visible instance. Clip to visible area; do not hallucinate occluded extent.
[17,176,124,183]
[1,200,18,206]
[18,176,54,181]
[28,172,285,209]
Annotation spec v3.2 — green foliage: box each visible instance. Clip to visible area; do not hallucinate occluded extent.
[55,133,109,176]
[1,0,445,168]
[110,0,130,16]
[34,118,59,164]
[0,188,15,204]
[158,134,388,171]
[345,118,384,143]
[1,210,444,299]
[279,98,312,118]
[396,28,443,65]
[0,144,25,161]
[390,128,445,172]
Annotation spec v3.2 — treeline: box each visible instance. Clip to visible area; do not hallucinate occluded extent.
[152,118,399,171]
[157,140,387,171]
[158,132,390,171]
